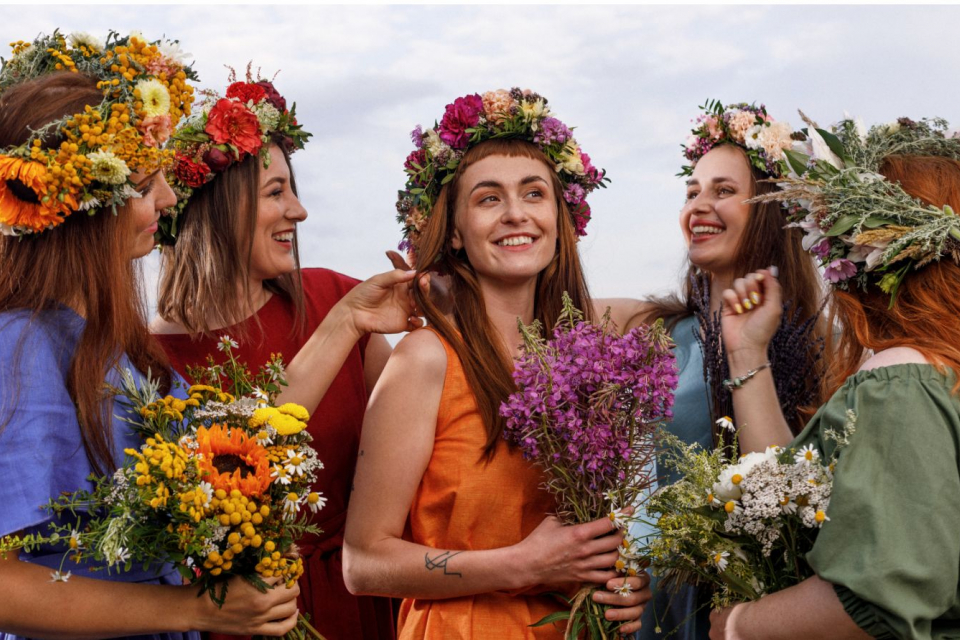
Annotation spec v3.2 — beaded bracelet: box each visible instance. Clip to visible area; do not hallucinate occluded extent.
[723,362,772,391]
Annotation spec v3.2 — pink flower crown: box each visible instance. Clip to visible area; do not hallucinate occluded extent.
[680,99,795,178]
[160,66,311,245]
[395,88,608,266]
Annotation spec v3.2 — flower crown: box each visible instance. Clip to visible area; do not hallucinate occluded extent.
[753,113,960,299]
[395,88,608,265]
[0,30,196,235]
[160,66,311,246]
[680,99,795,178]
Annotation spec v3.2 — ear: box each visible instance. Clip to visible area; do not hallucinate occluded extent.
[450,227,463,251]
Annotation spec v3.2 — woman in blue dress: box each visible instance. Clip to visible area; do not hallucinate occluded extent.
[604,101,828,639]
[0,32,299,638]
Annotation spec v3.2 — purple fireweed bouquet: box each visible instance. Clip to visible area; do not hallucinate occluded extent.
[500,293,678,637]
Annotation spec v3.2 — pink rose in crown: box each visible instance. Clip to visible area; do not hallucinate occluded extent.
[255,81,287,112]
[226,82,267,105]
[206,99,262,157]
[140,114,172,148]
[438,94,483,149]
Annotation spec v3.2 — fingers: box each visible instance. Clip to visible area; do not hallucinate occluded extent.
[722,267,781,316]
[256,607,300,637]
[368,268,417,287]
[385,250,411,271]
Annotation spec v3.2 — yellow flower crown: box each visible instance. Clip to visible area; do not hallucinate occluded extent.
[0,30,197,235]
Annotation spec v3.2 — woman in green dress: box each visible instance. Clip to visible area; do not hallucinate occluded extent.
[708,120,960,639]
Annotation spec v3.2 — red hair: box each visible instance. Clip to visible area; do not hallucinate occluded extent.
[0,72,172,474]
[827,155,960,394]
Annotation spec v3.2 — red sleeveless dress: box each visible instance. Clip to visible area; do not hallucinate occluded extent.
[156,268,395,640]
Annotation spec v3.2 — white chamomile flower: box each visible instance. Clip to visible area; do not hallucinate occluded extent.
[68,529,83,550]
[780,495,797,514]
[113,547,131,565]
[607,507,629,530]
[271,464,292,486]
[602,490,619,506]
[306,491,327,514]
[217,335,239,352]
[283,492,301,517]
[197,481,214,507]
[794,444,820,467]
[614,580,634,597]
[814,510,830,528]
[715,416,735,432]
[256,429,274,447]
[157,40,191,65]
[284,449,307,476]
[50,570,72,582]
[68,31,103,51]
[705,488,722,506]
[252,387,269,403]
[712,550,730,572]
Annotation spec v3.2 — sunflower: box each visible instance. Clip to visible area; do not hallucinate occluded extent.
[0,155,73,232]
[196,424,272,497]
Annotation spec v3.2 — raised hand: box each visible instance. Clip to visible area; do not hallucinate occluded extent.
[340,268,424,336]
[720,268,782,358]
[385,250,453,315]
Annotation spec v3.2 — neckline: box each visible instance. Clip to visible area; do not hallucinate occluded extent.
[155,292,281,338]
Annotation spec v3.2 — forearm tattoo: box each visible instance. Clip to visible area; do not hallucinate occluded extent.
[424,550,463,577]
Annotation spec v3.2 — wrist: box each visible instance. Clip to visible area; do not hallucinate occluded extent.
[327,299,365,343]
[727,601,751,640]
[727,348,769,373]
[502,544,533,590]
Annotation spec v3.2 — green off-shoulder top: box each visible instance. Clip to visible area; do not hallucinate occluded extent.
[791,363,960,640]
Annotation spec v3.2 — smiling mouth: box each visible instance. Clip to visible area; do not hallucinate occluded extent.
[273,231,294,242]
[495,235,536,247]
[691,225,724,238]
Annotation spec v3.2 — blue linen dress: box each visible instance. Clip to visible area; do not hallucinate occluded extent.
[0,308,199,640]
[636,315,713,640]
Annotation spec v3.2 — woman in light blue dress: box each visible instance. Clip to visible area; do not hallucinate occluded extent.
[0,33,300,639]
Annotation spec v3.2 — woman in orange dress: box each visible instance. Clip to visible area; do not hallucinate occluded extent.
[344,89,651,638]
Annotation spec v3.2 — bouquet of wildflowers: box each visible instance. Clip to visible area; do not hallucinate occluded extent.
[500,293,678,638]
[645,413,856,615]
[0,337,325,639]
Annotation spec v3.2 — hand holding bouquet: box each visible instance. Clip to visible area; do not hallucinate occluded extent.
[500,293,678,638]
[1,336,325,639]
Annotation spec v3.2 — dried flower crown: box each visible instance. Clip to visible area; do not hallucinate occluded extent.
[396,88,609,265]
[0,30,196,235]
[680,99,796,178]
[753,113,960,300]
[160,65,311,246]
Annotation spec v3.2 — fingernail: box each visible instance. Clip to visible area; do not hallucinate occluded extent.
[755,273,764,282]
[742,299,753,311]
[769,265,779,278]
[734,303,744,314]
[750,291,761,305]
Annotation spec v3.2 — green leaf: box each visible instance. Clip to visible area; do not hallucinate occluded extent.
[440,173,455,185]
[862,217,895,229]
[529,611,571,627]
[783,149,810,177]
[719,569,760,600]
[825,214,860,237]
[408,188,424,195]
[815,128,847,161]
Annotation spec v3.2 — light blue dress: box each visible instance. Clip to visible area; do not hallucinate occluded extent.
[0,308,199,640]
[636,315,712,640]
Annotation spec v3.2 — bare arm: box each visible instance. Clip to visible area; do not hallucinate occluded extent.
[719,270,793,451]
[362,333,393,393]
[0,546,299,639]
[278,269,421,414]
[709,575,869,640]
[343,330,639,604]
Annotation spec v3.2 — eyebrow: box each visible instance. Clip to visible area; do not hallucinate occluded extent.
[262,176,287,189]
[686,176,739,187]
[469,174,548,195]
[132,170,162,189]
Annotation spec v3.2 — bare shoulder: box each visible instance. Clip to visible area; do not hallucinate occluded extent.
[149,314,187,335]
[859,346,931,372]
[594,298,659,333]
[384,328,447,381]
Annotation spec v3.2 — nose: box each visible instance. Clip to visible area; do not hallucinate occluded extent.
[500,194,529,224]
[155,171,178,211]
[286,194,308,223]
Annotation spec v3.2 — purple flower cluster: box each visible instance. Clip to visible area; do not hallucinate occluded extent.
[501,318,678,493]
[534,117,573,145]
[438,94,483,149]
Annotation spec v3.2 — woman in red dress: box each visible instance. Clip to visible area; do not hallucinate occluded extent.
[152,74,419,640]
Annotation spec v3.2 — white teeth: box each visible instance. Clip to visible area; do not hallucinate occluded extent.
[496,236,534,246]
[692,226,723,235]
[273,232,294,242]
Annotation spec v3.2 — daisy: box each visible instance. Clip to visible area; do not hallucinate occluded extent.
[607,507,628,530]
[794,444,820,467]
[283,492,301,517]
[712,550,730,572]
[716,416,735,432]
[252,387,269,403]
[50,570,71,583]
[68,529,82,550]
[113,547,131,565]
[270,464,291,486]
[614,580,634,597]
[217,335,239,352]
[284,449,307,476]
[306,492,327,514]
[814,510,830,527]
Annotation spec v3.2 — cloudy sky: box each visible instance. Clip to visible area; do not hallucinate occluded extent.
[4,5,960,318]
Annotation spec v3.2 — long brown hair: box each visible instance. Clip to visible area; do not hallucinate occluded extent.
[0,72,172,474]
[827,155,960,394]
[414,138,593,459]
[157,140,305,339]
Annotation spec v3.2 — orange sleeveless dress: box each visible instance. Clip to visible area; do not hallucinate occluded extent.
[397,329,567,639]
